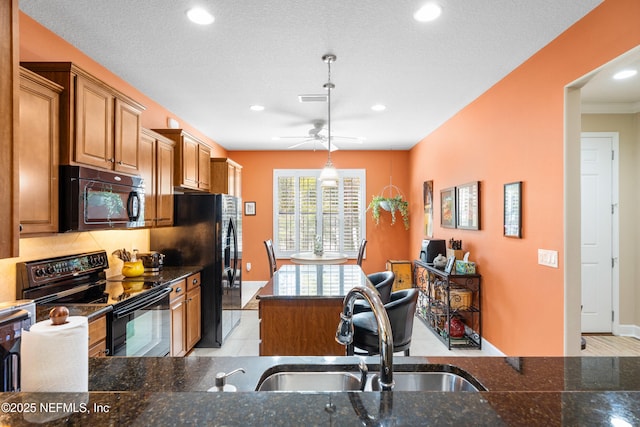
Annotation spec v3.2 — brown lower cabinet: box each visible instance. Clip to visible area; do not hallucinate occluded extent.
[170,272,201,356]
[88,315,108,357]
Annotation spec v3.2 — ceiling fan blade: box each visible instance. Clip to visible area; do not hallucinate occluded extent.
[288,139,313,149]
[331,135,364,143]
[278,136,312,139]
[321,141,339,152]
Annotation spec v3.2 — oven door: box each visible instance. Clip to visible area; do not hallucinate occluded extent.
[109,287,172,357]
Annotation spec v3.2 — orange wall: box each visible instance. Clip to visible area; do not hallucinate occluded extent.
[409,0,640,355]
[230,150,412,281]
[18,13,227,157]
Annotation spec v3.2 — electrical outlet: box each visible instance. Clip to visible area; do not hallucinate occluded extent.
[538,249,558,268]
[246,262,252,272]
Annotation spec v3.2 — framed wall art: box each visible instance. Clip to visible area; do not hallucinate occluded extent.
[456,181,480,230]
[504,181,522,238]
[423,180,434,237]
[244,201,256,216]
[440,187,456,228]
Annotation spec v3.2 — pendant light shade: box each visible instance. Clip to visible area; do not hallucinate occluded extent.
[318,54,339,188]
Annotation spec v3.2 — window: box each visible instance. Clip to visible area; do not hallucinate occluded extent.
[273,169,366,258]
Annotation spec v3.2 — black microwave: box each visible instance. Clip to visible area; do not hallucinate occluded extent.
[59,166,145,232]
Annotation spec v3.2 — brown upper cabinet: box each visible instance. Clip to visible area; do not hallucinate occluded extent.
[210,158,242,197]
[140,128,176,227]
[152,129,211,192]
[21,62,145,174]
[18,67,63,235]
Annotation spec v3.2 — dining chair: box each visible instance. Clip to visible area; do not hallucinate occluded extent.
[356,239,367,266]
[264,239,277,277]
[347,288,419,356]
[352,271,394,314]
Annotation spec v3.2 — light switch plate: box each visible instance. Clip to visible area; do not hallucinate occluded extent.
[538,249,558,268]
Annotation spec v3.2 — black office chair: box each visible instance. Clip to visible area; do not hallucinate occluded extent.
[348,288,419,356]
[356,239,367,266]
[352,271,394,314]
[264,239,277,277]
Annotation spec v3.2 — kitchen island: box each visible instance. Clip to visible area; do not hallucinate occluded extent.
[0,356,639,425]
[257,264,369,356]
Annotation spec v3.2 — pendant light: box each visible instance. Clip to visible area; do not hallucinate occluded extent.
[318,54,339,188]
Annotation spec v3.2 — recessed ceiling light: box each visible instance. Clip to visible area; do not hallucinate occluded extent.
[613,69,637,80]
[413,3,442,22]
[250,105,265,111]
[186,7,214,25]
[271,136,281,141]
[371,104,386,112]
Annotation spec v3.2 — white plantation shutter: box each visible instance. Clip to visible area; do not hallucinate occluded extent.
[273,169,366,257]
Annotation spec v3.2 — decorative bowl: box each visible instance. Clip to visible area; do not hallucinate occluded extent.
[122,260,144,277]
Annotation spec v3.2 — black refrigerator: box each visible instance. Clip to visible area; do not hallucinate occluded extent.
[150,193,242,348]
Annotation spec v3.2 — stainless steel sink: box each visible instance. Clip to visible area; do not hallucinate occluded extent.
[370,371,481,392]
[256,371,362,392]
[255,364,486,392]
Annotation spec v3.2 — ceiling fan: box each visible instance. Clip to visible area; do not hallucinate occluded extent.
[277,120,363,151]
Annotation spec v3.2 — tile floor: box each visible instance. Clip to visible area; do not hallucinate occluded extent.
[190,282,503,358]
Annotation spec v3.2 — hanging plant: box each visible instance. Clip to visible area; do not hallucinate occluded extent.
[367,194,409,230]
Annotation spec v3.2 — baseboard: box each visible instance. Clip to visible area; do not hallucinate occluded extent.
[478,338,505,356]
[615,323,640,339]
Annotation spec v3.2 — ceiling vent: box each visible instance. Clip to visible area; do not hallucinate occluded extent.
[298,94,327,103]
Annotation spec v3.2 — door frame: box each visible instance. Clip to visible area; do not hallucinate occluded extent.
[580,131,620,334]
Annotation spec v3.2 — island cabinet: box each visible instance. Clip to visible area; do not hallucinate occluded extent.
[413,260,482,350]
[20,62,145,174]
[139,128,175,227]
[210,158,242,197]
[169,272,202,356]
[88,315,108,357]
[153,129,211,192]
[18,67,62,235]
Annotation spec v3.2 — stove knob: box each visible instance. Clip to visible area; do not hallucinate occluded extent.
[34,268,45,277]
[46,265,55,275]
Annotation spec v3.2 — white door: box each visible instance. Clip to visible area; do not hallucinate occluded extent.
[580,134,614,332]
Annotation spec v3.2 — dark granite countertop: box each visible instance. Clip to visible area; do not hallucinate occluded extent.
[34,266,202,322]
[1,356,639,425]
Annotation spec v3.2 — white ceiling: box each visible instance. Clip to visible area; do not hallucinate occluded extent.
[20,0,619,151]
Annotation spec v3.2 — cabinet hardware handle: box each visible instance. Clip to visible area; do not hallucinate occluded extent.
[176,287,183,293]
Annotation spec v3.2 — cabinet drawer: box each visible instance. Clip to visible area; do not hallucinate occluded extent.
[170,279,187,302]
[187,272,201,291]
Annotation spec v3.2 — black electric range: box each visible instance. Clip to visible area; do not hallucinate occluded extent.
[17,251,172,357]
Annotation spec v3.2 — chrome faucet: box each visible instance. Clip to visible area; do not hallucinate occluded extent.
[336,284,394,391]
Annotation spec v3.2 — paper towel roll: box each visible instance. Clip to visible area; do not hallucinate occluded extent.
[21,316,88,392]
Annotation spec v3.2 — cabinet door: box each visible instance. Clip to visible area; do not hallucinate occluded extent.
[139,130,156,227]
[88,316,107,357]
[75,75,114,169]
[114,98,142,174]
[198,144,211,190]
[170,295,187,357]
[19,71,60,234]
[234,164,242,198]
[181,135,199,189]
[186,286,201,350]
[156,137,174,226]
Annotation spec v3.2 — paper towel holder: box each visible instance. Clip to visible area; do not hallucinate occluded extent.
[49,306,69,325]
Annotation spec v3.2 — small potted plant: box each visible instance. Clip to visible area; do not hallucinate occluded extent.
[368,194,409,230]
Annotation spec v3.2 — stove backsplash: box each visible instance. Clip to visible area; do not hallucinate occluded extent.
[0,229,150,303]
